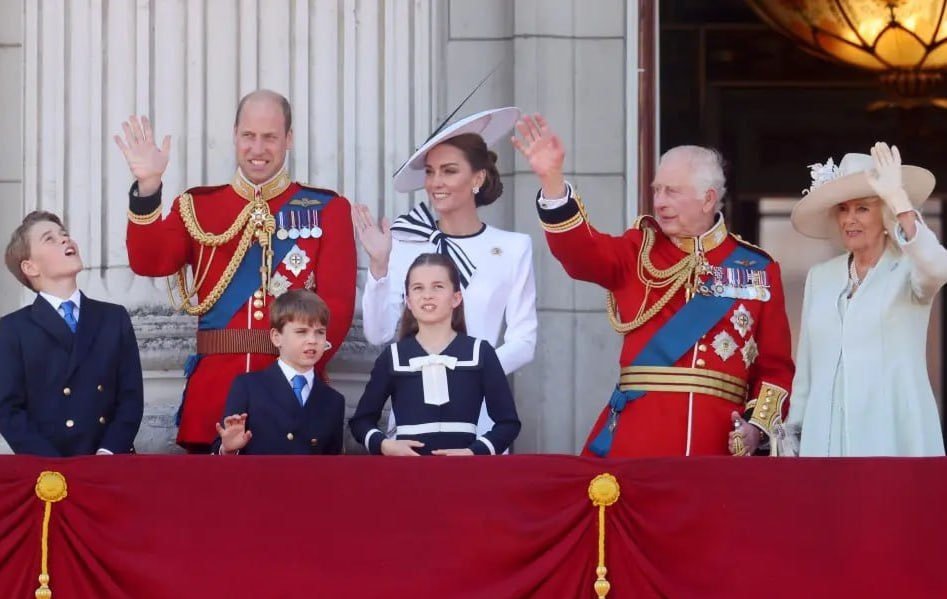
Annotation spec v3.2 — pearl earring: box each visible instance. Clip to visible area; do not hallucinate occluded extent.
[473,187,480,194]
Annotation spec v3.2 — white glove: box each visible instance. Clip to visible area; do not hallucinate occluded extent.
[867,141,913,215]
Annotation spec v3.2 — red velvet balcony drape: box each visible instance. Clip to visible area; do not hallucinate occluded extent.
[0,455,943,598]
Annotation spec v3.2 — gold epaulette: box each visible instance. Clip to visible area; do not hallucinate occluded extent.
[632,214,658,231]
[731,233,774,262]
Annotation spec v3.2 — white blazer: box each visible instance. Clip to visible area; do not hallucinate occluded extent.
[788,218,947,456]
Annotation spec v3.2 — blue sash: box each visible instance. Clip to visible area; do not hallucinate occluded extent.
[198,188,332,330]
[588,243,770,457]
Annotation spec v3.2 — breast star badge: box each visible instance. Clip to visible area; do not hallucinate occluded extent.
[268,272,291,298]
[741,336,759,369]
[282,245,310,278]
[730,304,754,338]
[712,330,738,362]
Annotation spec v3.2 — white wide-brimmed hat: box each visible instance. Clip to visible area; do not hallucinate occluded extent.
[791,152,935,239]
[392,107,521,192]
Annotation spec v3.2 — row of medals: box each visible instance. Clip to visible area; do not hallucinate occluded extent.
[276,209,323,241]
[248,209,321,321]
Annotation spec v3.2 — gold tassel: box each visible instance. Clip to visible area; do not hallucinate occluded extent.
[33,471,68,599]
[588,473,621,599]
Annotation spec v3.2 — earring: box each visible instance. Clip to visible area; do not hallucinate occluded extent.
[472,187,480,194]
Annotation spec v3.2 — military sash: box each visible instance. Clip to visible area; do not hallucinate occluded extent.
[588,243,771,457]
[198,188,333,330]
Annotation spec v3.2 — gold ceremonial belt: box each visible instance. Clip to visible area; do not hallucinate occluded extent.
[196,329,279,355]
[618,366,747,405]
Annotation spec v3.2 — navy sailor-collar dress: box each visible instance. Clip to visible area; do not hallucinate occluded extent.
[350,334,520,455]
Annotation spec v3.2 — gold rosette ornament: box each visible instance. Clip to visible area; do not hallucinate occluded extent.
[34,471,68,599]
[588,473,621,598]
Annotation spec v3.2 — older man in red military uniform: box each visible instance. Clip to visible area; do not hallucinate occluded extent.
[115,90,355,451]
[512,115,794,457]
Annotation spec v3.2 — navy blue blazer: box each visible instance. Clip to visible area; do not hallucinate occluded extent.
[218,362,345,455]
[0,293,144,456]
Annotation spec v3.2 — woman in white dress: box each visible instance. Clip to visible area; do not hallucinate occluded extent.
[788,142,947,456]
[352,108,537,438]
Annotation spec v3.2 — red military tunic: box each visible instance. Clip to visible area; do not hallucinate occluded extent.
[537,186,794,457]
[126,169,356,449]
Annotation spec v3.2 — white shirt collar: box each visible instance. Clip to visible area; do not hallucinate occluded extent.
[276,359,314,388]
[39,289,82,313]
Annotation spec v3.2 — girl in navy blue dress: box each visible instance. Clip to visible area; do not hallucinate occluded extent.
[350,253,521,455]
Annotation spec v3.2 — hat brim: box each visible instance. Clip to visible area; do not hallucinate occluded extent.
[790,165,935,239]
[392,107,521,192]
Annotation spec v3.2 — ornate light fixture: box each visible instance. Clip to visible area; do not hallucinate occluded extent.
[746,0,947,108]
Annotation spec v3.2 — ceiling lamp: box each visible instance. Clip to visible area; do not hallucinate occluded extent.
[746,0,947,109]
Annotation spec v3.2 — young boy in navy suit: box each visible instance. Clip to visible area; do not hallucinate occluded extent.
[216,289,345,455]
[0,211,144,456]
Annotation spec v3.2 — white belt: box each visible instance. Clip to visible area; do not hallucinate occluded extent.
[396,422,477,436]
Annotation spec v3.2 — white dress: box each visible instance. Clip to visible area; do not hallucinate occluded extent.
[788,217,947,456]
[362,209,538,436]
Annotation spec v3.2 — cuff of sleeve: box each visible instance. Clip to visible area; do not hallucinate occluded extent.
[128,181,163,224]
[365,270,389,287]
[365,429,385,455]
[895,210,923,245]
[96,448,114,455]
[535,183,586,234]
[471,436,496,456]
[747,383,789,435]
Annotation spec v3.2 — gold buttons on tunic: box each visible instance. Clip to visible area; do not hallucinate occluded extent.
[695,358,706,367]
[253,310,264,321]
[253,299,264,309]
[698,344,707,352]
[310,438,318,446]
[97,384,104,392]
[286,432,295,441]
[65,419,75,428]
[63,387,72,396]
[99,416,106,424]
[254,290,264,299]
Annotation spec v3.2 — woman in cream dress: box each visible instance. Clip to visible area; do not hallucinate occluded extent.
[788,142,947,456]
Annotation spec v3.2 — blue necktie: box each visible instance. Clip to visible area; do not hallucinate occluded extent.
[60,300,78,333]
[291,375,307,407]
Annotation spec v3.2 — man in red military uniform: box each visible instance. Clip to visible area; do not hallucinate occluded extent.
[115,90,355,451]
[512,115,794,457]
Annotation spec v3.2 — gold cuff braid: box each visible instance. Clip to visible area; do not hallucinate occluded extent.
[748,382,789,435]
[540,190,589,234]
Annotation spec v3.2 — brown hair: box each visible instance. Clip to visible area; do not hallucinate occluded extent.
[4,211,65,291]
[270,289,330,331]
[397,253,467,340]
[234,89,293,133]
[440,133,503,207]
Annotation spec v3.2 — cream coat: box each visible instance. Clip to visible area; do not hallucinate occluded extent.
[788,219,947,456]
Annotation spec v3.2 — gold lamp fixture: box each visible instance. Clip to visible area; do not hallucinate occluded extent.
[746,0,947,109]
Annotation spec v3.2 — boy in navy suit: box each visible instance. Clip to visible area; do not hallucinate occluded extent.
[216,289,345,455]
[0,211,144,456]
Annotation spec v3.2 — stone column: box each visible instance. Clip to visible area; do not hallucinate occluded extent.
[509,0,638,453]
[11,0,443,453]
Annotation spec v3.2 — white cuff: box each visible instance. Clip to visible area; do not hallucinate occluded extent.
[96,448,114,455]
[476,436,497,455]
[537,182,573,210]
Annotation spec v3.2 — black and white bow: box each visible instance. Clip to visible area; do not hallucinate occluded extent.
[390,202,476,288]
